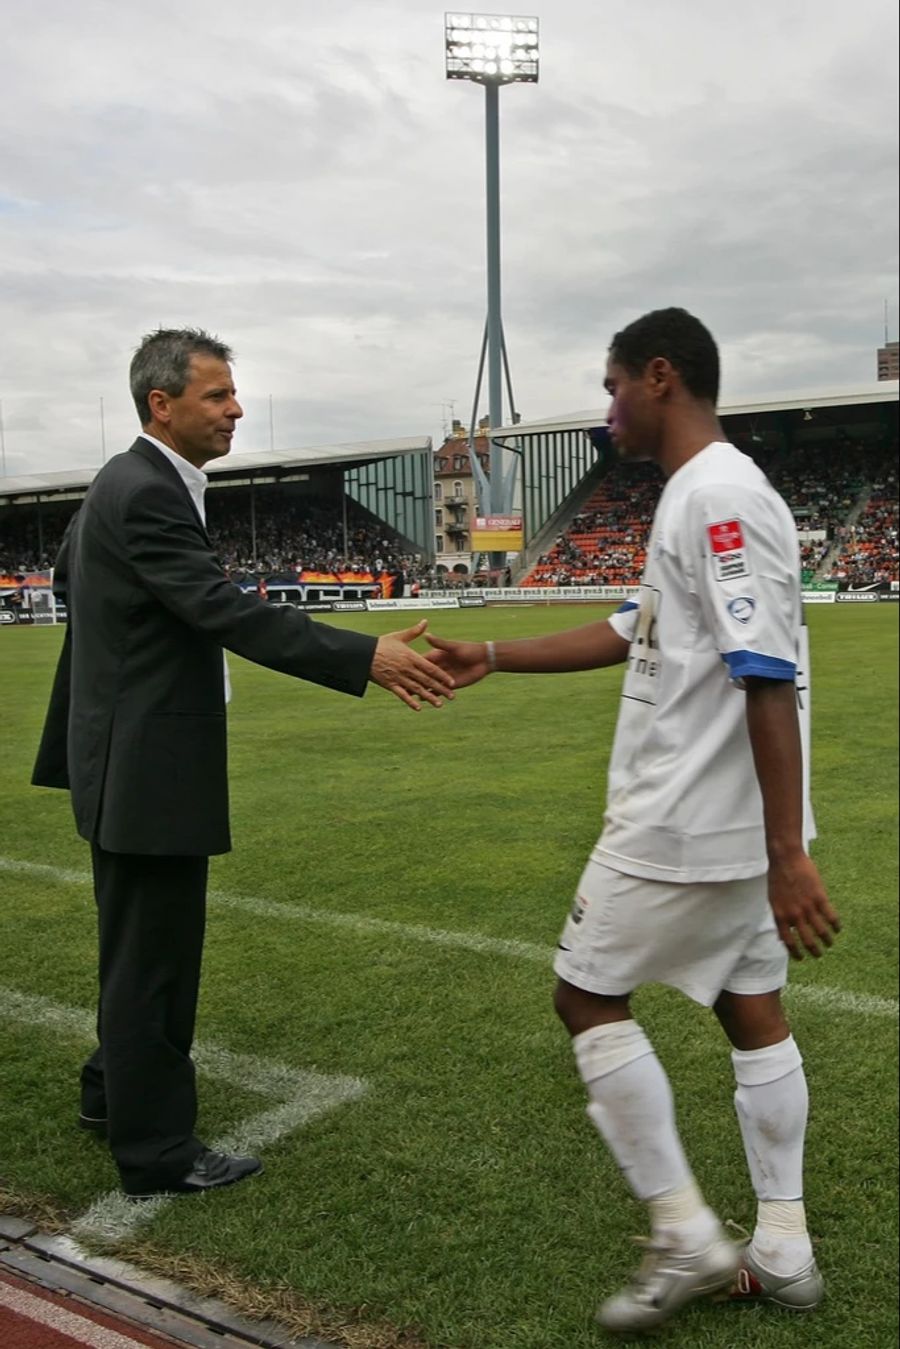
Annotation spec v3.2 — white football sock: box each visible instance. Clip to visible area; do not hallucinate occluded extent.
[732,1035,814,1275]
[575,1021,720,1251]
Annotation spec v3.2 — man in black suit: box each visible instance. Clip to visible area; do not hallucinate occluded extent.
[32,327,453,1198]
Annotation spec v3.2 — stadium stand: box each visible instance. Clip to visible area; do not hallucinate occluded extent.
[521,440,898,588]
[0,503,75,574]
[826,448,899,586]
[204,489,425,585]
[525,463,662,587]
[0,492,432,592]
[2,438,896,595]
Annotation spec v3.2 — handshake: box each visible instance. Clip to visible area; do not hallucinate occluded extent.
[368,618,492,711]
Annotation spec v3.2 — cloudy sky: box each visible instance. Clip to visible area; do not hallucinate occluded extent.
[1,0,897,476]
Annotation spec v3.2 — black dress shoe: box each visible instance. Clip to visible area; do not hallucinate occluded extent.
[127,1148,263,1199]
[78,1113,108,1137]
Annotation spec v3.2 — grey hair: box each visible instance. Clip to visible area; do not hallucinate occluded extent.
[130,328,235,425]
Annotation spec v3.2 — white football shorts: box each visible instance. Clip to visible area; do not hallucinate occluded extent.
[553,854,788,1008]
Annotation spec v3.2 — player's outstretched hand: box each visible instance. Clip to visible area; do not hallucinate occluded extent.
[768,852,841,961]
[425,633,493,689]
[369,619,455,711]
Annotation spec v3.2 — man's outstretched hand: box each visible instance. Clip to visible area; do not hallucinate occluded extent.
[370,619,455,710]
[424,633,493,689]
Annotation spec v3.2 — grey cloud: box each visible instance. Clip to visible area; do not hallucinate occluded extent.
[0,0,897,473]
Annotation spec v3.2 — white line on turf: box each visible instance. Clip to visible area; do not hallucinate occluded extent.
[0,856,88,888]
[1,854,897,1020]
[0,855,546,961]
[0,985,367,1243]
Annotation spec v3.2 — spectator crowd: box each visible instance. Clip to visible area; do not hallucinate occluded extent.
[204,491,427,587]
[526,464,662,587]
[826,459,899,589]
[0,490,432,593]
[522,441,898,590]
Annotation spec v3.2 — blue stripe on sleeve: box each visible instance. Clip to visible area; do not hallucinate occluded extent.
[615,601,639,614]
[723,650,797,681]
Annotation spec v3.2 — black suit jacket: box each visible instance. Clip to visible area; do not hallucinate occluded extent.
[32,438,377,856]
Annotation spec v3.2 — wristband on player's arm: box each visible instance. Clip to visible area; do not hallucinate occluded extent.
[485,640,498,672]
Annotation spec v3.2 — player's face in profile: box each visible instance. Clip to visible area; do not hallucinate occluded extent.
[604,359,658,461]
[163,355,243,467]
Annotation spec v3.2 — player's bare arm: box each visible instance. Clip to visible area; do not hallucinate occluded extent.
[745,676,841,960]
[425,619,630,688]
[369,619,456,711]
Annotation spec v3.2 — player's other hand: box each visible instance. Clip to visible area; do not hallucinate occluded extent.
[768,852,841,960]
[425,633,493,689]
[370,619,455,711]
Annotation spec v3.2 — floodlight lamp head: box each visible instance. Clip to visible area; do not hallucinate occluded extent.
[445,12,540,85]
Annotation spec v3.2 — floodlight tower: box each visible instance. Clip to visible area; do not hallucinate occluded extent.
[445,13,539,524]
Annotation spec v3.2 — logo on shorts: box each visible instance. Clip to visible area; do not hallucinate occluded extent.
[569,893,589,926]
[727,596,756,623]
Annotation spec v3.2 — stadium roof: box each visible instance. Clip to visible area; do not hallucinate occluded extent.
[0,435,432,501]
[494,380,899,438]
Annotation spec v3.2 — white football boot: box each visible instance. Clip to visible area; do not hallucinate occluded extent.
[728,1245,824,1310]
[597,1230,741,1332]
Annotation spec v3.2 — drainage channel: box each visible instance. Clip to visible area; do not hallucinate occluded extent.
[0,1215,341,1349]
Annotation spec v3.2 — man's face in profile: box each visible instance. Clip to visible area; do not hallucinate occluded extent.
[158,355,243,468]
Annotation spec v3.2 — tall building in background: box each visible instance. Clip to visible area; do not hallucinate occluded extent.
[433,422,490,579]
[877,341,899,380]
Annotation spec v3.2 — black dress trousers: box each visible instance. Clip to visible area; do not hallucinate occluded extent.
[80,844,208,1194]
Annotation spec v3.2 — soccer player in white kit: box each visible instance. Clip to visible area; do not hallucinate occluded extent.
[425,308,841,1333]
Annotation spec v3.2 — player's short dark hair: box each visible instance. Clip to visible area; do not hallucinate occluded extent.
[130,328,234,425]
[609,308,720,404]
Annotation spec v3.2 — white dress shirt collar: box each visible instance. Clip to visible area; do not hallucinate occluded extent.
[139,433,208,525]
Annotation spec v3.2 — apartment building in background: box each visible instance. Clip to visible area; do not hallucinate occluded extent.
[877,341,899,381]
[433,421,490,578]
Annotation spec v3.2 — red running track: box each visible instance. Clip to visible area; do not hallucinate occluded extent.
[0,1269,186,1349]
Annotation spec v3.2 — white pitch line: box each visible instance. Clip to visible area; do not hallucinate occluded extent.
[1,854,897,1020]
[781,983,900,1019]
[208,884,549,962]
[0,854,549,962]
[0,855,90,888]
[0,985,94,1039]
[0,985,367,1244]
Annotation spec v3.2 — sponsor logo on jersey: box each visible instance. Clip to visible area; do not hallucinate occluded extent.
[713,549,750,582]
[709,519,745,553]
[727,595,756,623]
[708,518,751,581]
[624,584,662,704]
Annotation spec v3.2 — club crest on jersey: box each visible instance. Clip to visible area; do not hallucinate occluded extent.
[727,595,756,623]
[708,520,751,582]
[709,519,745,553]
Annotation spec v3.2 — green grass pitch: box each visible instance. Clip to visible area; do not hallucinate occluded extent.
[0,604,897,1349]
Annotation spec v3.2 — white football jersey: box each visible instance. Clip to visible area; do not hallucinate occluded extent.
[598,441,814,883]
